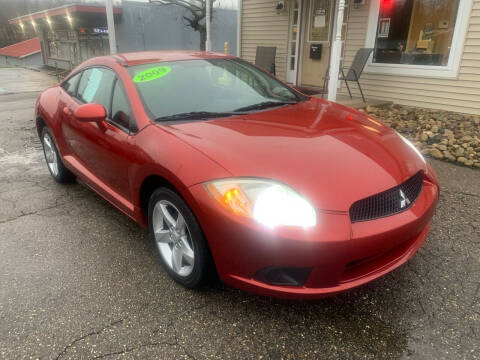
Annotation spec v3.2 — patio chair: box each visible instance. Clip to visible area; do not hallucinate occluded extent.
[255,46,276,75]
[322,48,373,103]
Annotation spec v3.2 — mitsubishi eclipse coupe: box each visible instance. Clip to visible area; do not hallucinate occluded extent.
[35,51,439,299]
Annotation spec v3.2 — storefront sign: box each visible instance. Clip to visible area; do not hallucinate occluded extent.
[378,18,391,38]
[93,28,108,34]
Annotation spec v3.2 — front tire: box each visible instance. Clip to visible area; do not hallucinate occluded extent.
[41,127,75,183]
[148,187,211,288]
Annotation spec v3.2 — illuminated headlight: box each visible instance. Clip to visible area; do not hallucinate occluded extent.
[397,132,425,163]
[204,178,317,228]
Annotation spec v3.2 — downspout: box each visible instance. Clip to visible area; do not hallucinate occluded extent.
[237,0,242,57]
[328,0,345,101]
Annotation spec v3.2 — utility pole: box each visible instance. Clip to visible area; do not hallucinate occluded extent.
[205,0,212,51]
[105,0,117,54]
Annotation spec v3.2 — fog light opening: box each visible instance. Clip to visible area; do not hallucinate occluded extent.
[254,267,312,286]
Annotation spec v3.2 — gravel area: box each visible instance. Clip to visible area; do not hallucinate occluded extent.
[362,104,480,169]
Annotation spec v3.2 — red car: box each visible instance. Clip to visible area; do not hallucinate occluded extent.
[35,51,439,299]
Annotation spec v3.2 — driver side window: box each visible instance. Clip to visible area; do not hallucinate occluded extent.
[61,72,82,97]
[77,67,116,112]
[110,80,135,132]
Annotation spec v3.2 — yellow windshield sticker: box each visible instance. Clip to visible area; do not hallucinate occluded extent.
[133,66,171,83]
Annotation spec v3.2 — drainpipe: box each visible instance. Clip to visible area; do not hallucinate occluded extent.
[206,0,212,51]
[328,0,345,101]
[105,0,117,54]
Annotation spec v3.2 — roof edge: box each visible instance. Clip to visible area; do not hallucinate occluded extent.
[8,4,122,24]
[0,37,41,58]
[18,50,41,59]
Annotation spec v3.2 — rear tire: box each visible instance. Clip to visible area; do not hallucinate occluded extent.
[148,187,211,288]
[41,127,75,183]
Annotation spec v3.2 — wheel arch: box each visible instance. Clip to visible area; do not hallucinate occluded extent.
[138,174,219,278]
[139,174,181,225]
[36,116,47,138]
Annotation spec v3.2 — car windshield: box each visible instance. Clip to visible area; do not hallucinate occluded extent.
[128,58,304,121]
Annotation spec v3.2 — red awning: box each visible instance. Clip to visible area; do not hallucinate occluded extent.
[0,37,41,58]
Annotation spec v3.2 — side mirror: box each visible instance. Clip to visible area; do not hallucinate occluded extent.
[74,103,106,123]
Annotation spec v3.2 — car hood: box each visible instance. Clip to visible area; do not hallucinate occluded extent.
[166,99,426,211]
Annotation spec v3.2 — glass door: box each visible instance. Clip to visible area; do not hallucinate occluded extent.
[286,0,302,84]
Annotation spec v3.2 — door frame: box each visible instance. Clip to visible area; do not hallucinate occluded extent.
[286,0,303,85]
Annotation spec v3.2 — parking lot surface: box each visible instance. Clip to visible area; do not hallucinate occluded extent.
[0,68,479,359]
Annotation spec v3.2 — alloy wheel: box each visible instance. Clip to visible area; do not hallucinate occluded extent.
[152,200,195,277]
[42,132,59,177]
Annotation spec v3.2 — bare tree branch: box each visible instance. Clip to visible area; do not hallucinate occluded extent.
[149,0,202,12]
[149,0,217,50]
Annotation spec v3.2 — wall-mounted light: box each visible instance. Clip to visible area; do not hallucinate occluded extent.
[66,14,73,25]
[31,20,37,30]
[275,0,286,14]
[46,17,52,27]
[19,22,25,31]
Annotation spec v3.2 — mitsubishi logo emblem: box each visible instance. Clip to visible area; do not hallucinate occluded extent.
[399,189,411,209]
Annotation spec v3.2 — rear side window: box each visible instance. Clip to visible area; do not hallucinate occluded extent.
[111,80,134,131]
[77,67,116,111]
[62,72,82,96]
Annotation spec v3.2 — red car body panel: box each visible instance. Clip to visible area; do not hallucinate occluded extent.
[168,100,427,211]
[188,176,437,298]
[35,51,439,298]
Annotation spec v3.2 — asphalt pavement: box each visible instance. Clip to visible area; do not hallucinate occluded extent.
[0,68,479,359]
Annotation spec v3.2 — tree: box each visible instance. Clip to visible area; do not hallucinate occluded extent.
[149,0,216,51]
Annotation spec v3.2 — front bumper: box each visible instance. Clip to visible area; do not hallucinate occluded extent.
[188,177,439,299]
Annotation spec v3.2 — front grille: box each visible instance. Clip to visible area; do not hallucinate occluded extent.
[349,172,423,223]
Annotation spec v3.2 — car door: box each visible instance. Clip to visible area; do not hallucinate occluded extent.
[99,78,138,199]
[61,67,137,203]
[61,67,115,169]
[57,71,82,152]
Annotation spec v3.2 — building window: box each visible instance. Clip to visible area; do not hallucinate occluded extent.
[308,0,332,42]
[373,0,460,66]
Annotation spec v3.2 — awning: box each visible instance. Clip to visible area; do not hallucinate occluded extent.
[8,4,122,29]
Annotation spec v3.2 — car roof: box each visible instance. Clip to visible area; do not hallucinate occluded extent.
[110,50,236,67]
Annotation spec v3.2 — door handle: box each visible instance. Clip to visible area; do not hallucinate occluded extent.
[63,106,73,116]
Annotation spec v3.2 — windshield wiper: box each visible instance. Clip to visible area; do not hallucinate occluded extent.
[155,111,245,122]
[233,100,300,113]
[155,101,300,121]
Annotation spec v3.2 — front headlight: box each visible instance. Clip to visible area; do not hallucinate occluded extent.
[204,178,317,228]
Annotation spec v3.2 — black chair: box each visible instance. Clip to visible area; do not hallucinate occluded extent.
[322,48,373,102]
[255,46,276,75]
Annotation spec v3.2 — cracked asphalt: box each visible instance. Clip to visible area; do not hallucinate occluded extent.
[0,68,479,360]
